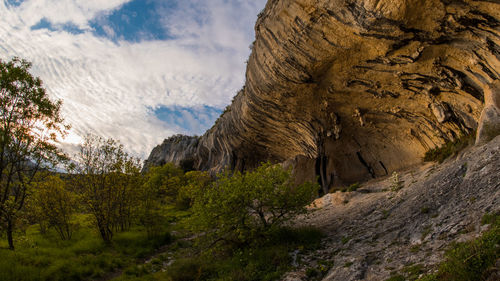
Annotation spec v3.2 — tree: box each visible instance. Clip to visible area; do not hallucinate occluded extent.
[71,135,140,243]
[191,162,318,248]
[28,174,76,240]
[176,170,212,209]
[113,159,142,232]
[0,57,68,249]
[138,163,184,237]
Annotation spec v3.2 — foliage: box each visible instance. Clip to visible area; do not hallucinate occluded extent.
[0,215,172,281]
[385,275,406,281]
[347,183,360,192]
[424,134,475,163]
[70,135,141,243]
[403,264,425,280]
[158,227,323,281]
[176,170,211,209]
[0,57,68,249]
[340,182,361,192]
[143,163,184,204]
[191,162,318,248]
[138,163,184,237]
[418,212,499,281]
[390,171,403,191]
[26,174,76,240]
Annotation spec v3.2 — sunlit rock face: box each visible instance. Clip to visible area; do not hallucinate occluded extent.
[146,0,499,191]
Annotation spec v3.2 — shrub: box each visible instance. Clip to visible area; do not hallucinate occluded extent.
[176,171,212,210]
[418,213,499,281]
[347,183,361,192]
[386,275,406,281]
[27,174,76,240]
[70,135,142,243]
[138,163,185,237]
[424,134,474,163]
[390,172,403,191]
[190,162,318,248]
[162,227,323,281]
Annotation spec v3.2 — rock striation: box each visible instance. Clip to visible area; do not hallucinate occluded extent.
[146,0,500,191]
[143,135,199,172]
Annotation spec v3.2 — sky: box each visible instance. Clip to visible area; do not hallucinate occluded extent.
[0,0,266,158]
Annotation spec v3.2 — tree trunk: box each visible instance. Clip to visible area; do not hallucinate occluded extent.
[7,219,14,250]
[98,224,112,244]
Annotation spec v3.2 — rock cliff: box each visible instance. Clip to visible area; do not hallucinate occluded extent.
[143,135,199,171]
[146,0,500,191]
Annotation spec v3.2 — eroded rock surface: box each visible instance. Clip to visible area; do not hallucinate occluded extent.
[283,136,500,281]
[477,80,500,144]
[143,135,199,172]
[146,0,500,191]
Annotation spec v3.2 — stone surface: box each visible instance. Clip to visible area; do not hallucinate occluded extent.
[282,136,500,281]
[146,0,500,191]
[476,80,500,145]
[142,135,199,172]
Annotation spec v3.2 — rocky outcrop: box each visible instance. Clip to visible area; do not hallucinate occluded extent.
[142,135,199,172]
[284,136,500,281]
[147,0,500,191]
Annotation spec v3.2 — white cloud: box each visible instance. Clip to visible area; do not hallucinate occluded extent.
[15,0,132,29]
[0,0,266,159]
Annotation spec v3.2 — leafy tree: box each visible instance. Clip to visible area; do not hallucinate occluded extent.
[28,174,76,240]
[138,163,184,237]
[176,170,212,210]
[191,162,318,248]
[0,57,68,249]
[71,135,140,243]
[113,159,142,232]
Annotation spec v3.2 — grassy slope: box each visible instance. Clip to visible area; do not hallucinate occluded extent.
[0,214,173,281]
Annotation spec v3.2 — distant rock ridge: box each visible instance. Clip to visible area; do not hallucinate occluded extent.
[143,134,199,172]
[145,0,500,192]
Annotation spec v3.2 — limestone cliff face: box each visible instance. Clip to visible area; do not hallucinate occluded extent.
[143,135,199,171]
[146,0,500,191]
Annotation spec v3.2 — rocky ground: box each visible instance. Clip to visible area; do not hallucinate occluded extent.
[283,136,500,281]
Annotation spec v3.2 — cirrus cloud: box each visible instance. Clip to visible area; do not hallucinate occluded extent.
[0,0,266,159]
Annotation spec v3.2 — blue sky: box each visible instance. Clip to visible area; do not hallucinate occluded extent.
[0,0,266,157]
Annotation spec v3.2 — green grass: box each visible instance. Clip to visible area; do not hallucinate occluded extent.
[339,183,361,192]
[0,214,173,281]
[386,275,405,281]
[417,212,500,281]
[403,264,425,280]
[423,134,474,163]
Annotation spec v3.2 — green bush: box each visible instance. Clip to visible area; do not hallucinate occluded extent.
[139,163,184,237]
[418,213,499,281]
[161,227,323,281]
[190,162,318,248]
[424,134,474,163]
[386,275,405,281]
